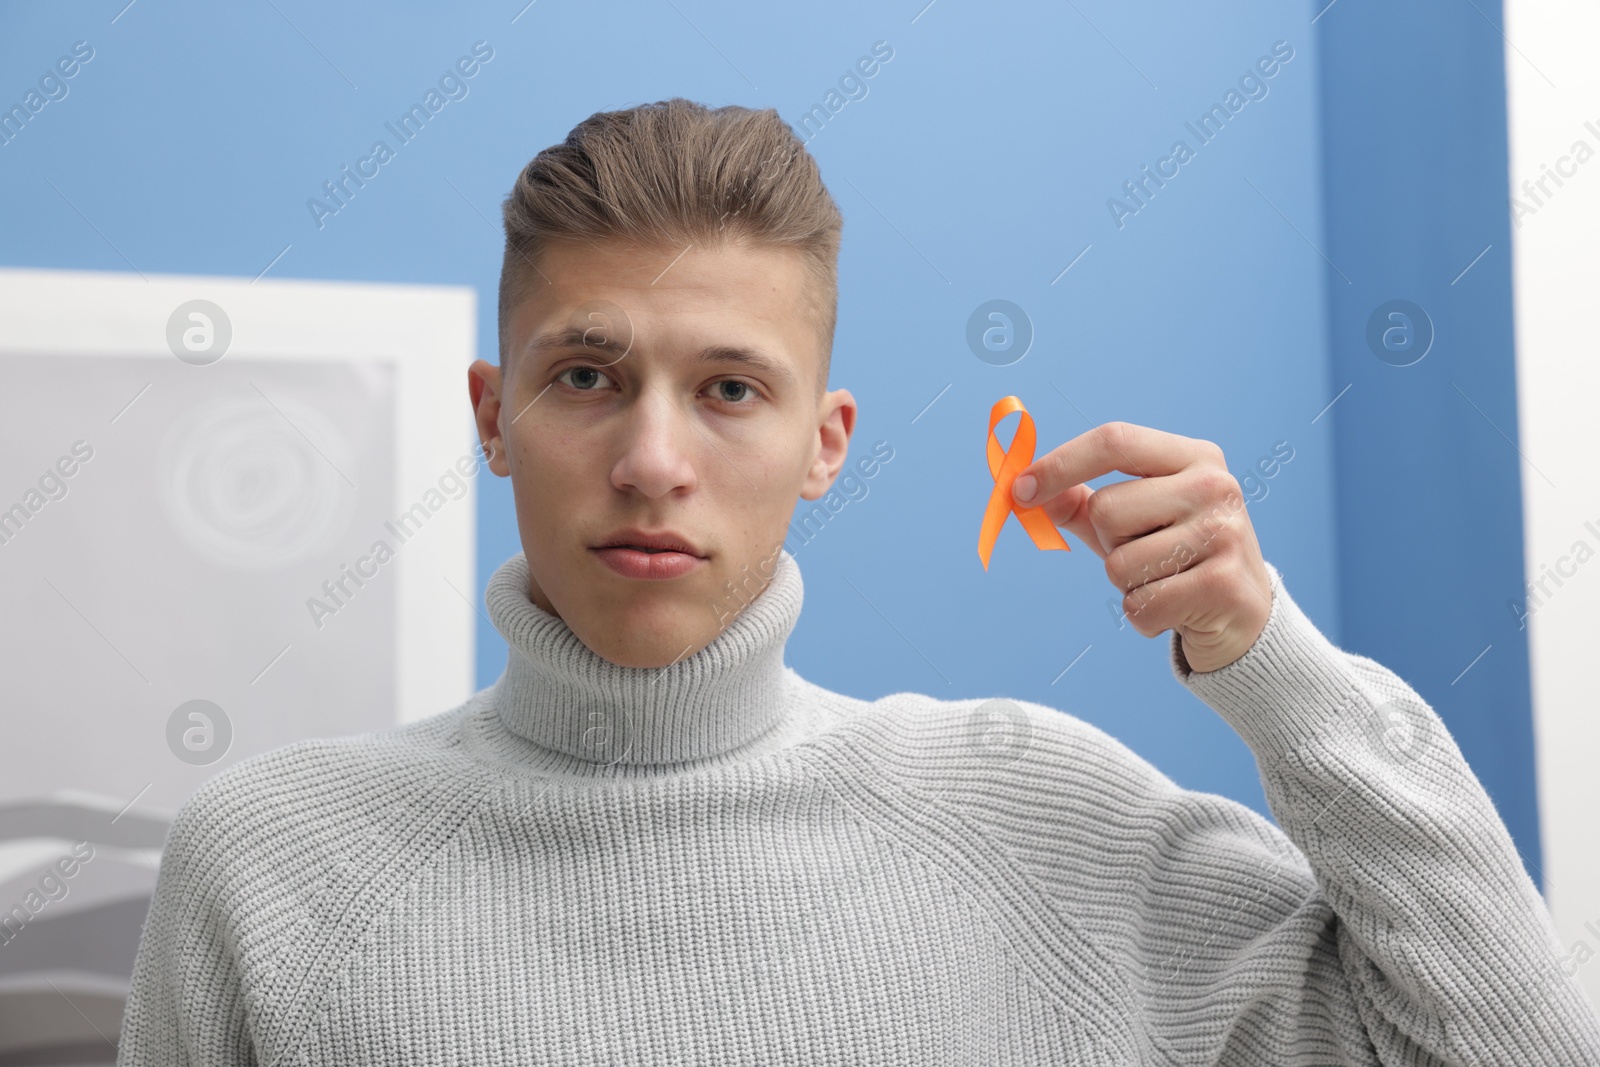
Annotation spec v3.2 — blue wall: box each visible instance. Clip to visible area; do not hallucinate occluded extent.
[0,0,1537,878]
[1315,0,1541,883]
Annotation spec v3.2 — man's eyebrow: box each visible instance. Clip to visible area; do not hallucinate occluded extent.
[526,328,797,387]
[526,327,626,357]
[695,345,797,387]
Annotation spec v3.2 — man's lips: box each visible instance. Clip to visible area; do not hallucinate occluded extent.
[590,545,707,580]
[592,528,705,556]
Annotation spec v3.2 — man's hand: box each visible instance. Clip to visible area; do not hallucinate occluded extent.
[1011,421,1273,673]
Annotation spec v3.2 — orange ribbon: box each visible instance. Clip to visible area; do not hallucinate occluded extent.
[978,396,1070,571]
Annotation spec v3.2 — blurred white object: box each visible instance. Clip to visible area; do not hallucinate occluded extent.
[1504,0,1600,1011]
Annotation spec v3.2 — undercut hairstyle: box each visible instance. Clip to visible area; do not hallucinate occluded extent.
[497,97,843,395]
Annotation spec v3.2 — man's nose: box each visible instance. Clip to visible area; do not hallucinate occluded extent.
[609,386,698,498]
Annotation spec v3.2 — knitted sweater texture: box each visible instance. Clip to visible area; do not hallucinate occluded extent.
[117,549,1600,1065]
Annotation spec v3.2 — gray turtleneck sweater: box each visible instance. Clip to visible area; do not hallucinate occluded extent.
[116,549,1600,1065]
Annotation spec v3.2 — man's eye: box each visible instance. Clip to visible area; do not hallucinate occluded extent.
[712,380,759,404]
[557,366,611,391]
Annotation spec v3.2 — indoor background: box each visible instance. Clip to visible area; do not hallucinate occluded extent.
[1,0,1596,1060]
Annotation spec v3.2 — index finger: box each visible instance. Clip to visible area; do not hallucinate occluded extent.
[1020,421,1202,503]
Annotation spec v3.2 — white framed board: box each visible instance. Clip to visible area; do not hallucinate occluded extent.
[0,265,480,808]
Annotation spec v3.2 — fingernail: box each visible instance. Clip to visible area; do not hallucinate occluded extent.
[1013,474,1036,503]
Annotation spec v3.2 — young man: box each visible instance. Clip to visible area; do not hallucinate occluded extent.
[119,98,1600,1065]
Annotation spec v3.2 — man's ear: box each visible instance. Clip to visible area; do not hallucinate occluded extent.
[467,359,511,477]
[800,387,857,500]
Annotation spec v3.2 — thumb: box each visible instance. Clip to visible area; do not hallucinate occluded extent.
[1016,478,1106,560]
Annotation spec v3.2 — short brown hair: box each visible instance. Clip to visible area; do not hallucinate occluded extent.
[498,97,843,394]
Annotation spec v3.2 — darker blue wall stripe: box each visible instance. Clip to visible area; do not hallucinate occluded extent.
[1315,0,1543,887]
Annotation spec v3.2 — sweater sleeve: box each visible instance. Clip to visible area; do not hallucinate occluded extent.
[116,785,258,1067]
[1161,559,1600,1065]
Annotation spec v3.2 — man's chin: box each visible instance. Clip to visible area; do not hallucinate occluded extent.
[582,619,714,670]
[569,587,715,668]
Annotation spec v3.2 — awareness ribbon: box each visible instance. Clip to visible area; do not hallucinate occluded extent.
[978,395,1070,571]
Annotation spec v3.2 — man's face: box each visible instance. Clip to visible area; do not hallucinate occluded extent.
[468,237,856,668]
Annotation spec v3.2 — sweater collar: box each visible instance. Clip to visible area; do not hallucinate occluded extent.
[484,548,804,769]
